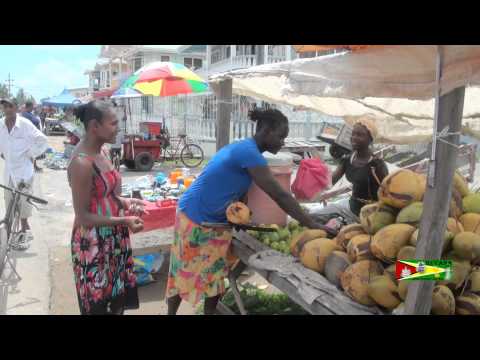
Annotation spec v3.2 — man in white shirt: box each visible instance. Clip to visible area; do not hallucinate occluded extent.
[0,98,48,250]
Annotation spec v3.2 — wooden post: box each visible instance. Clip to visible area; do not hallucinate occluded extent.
[404,85,465,315]
[215,78,232,151]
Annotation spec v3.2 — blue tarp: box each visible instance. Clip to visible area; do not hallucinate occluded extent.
[42,89,82,108]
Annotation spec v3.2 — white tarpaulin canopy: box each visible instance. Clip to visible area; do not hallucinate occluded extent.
[210,45,480,144]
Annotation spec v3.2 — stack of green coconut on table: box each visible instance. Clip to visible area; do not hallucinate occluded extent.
[247,221,307,255]
[247,169,480,314]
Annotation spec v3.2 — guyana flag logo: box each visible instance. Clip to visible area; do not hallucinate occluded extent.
[396,259,453,281]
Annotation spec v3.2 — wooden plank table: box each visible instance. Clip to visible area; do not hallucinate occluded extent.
[217,229,384,315]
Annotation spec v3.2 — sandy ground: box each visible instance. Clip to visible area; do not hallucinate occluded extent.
[1,135,270,315]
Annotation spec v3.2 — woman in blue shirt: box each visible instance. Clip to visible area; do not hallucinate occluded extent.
[166,108,335,315]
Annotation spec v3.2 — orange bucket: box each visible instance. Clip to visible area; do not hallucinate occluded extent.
[184,177,194,188]
[170,171,183,184]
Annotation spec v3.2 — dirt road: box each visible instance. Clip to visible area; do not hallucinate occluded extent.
[1,135,198,315]
[1,135,271,315]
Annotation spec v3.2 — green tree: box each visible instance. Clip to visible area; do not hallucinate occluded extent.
[0,83,8,98]
[15,88,26,105]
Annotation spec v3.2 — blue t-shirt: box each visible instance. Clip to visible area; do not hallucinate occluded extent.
[21,111,41,130]
[179,138,267,224]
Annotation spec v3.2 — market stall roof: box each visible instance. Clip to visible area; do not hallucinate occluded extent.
[41,89,82,108]
[93,88,118,99]
[78,94,94,103]
[209,45,480,144]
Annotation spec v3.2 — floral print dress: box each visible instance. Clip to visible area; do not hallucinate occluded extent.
[70,152,136,314]
[166,211,238,305]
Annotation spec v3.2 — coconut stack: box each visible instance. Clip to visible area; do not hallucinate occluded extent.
[244,170,480,314]
[299,170,480,314]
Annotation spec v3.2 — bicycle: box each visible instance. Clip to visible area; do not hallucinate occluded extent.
[162,134,204,168]
[0,183,48,279]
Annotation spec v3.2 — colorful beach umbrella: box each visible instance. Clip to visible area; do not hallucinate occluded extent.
[128,62,208,97]
[111,74,143,98]
[111,86,143,98]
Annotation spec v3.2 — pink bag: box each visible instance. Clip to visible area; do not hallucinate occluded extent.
[292,158,331,200]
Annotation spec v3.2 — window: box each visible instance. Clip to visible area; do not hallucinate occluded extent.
[161,55,170,62]
[298,49,337,59]
[193,58,202,70]
[211,51,221,64]
[133,55,143,71]
[299,51,317,59]
[184,57,193,68]
[226,46,231,58]
[271,45,286,57]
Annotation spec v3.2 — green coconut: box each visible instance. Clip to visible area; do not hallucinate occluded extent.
[463,193,480,214]
[396,202,423,226]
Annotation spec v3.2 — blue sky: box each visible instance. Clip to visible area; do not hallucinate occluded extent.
[0,45,183,102]
[0,45,101,101]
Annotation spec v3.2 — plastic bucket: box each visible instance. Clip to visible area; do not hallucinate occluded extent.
[247,152,293,227]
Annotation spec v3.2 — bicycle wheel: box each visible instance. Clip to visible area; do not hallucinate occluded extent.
[0,224,7,277]
[180,144,204,168]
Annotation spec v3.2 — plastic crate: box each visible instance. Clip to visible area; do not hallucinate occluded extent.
[140,122,162,136]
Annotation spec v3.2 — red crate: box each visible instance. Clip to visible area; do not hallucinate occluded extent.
[140,122,162,136]
[156,199,177,208]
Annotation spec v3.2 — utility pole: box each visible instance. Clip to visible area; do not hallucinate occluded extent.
[5,73,14,97]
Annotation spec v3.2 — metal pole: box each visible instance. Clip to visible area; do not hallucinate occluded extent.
[427,45,444,188]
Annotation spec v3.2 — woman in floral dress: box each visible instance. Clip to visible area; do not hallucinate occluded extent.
[68,101,145,315]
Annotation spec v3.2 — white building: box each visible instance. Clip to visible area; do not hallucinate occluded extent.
[85,45,206,96]
[195,45,297,79]
[125,45,206,72]
[84,57,129,95]
[83,45,340,157]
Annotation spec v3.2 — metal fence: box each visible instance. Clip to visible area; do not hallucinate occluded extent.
[122,94,429,157]
[124,93,343,141]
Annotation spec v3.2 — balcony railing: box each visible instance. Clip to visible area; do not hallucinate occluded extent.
[266,55,287,63]
[198,53,288,77]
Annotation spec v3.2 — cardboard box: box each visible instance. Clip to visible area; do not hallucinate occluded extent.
[335,124,353,151]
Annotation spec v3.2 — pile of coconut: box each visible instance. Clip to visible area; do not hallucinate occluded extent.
[290,169,480,315]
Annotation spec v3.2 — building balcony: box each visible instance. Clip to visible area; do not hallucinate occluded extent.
[196,53,288,79]
[112,72,132,88]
